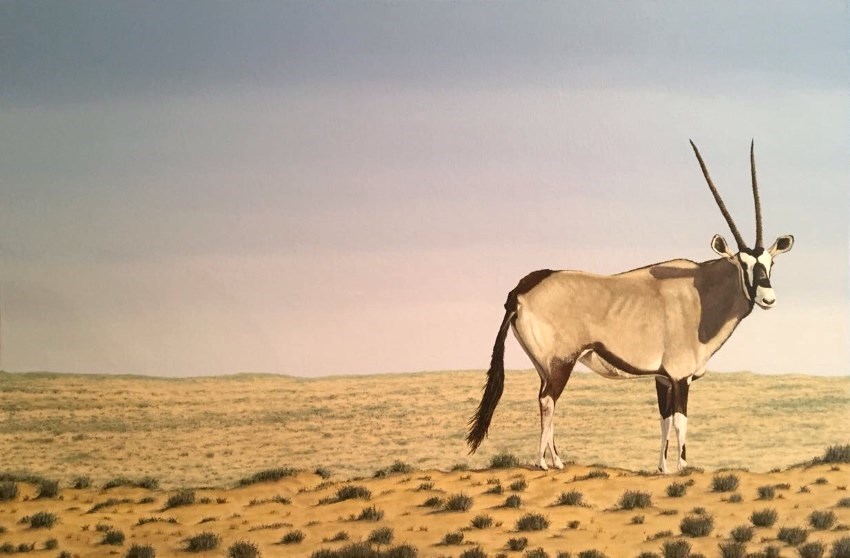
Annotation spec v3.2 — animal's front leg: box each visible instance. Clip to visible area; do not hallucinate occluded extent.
[658,415,673,474]
[655,377,673,474]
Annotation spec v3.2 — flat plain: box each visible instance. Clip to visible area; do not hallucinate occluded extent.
[0,369,848,557]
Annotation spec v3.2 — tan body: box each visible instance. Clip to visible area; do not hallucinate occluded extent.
[513,257,752,384]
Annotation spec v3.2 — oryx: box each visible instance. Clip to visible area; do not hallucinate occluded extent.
[467,141,794,473]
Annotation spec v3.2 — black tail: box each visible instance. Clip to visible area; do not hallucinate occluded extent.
[466,308,514,453]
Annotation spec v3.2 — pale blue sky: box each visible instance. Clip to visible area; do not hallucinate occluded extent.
[1,2,847,376]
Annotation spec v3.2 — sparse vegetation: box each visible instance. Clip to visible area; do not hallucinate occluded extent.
[490,452,520,469]
[809,510,837,530]
[556,489,585,507]
[727,493,743,503]
[322,486,369,506]
[164,489,196,509]
[315,467,332,479]
[666,482,687,497]
[460,547,488,558]
[797,542,825,558]
[712,474,740,492]
[577,551,608,558]
[0,481,18,501]
[238,467,297,486]
[103,476,159,490]
[525,549,549,558]
[185,532,221,552]
[486,483,504,495]
[631,515,645,524]
[679,513,714,537]
[575,469,609,481]
[516,513,550,531]
[718,541,746,558]
[820,445,850,464]
[136,516,177,526]
[422,496,443,508]
[227,540,260,558]
[356,505,384,521]
[831,536,850,558]
[374,461,414,478]
[87,497,133,513]
[416,482,433,491]
[442,531,464,545]
[471,514,493,529]
[443,493,473,512]
[619,490,652,510]
[750,508,779,527]
[368,527,393,546]
[282,530,306,544]
[730,525,754,542]
[36,479,59,499]
[310,542,417,558]
[101,529,126,545]
[510,478,528,492]
[777,526,808,546]
[661,540,691,558]
[125,544,156,558]
[326,531,349,543]
[504,494,522,508]
[758,485,776,500]
[24,511,57,529]
[248,495,291,506]
[508,537,528,551]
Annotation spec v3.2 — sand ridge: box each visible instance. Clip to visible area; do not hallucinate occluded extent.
[0,460,849,557]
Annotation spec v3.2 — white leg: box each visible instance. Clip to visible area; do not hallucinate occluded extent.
[547,404,564,469]
[538,396,555,470]
[673,412,688,471]
[657,415,673,474]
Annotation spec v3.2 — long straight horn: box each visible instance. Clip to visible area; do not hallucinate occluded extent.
[689,140,746,250]
[750,140,763,248]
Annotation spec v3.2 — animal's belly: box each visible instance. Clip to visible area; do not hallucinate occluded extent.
[579,350,651,380]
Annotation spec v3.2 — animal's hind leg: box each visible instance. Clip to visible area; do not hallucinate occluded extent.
[537,383,555,471]
[544,356,575,470]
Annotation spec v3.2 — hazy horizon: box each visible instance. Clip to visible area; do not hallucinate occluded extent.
[2,2,848,377]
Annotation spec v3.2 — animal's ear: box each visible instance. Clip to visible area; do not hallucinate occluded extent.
[768,234,794,256]
[711,234,735,258]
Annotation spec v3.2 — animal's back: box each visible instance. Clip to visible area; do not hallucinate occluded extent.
[509,260,700,371]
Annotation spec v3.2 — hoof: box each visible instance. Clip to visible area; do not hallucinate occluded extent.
[677,460,689,472]
[552,457,565,470]
[538,459,549,471]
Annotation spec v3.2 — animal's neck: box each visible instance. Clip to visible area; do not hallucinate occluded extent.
[695,257,753,348]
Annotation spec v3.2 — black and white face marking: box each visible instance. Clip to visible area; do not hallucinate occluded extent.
[710,233,794,310]
[738,248,776,309]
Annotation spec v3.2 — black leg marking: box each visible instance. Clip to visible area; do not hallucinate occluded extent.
[664,440,669,459]
[674,378,690,416]
[681,444,687,461]
[655,378,673,418]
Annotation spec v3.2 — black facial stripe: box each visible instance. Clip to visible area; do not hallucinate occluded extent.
[753,263,771,289]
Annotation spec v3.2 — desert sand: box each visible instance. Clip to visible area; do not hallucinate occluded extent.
[0,369,848,557]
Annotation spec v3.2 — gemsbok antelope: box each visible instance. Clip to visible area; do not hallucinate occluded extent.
[467,141,794,473]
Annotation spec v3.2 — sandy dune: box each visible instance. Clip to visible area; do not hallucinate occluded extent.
[0,370,848,557]
[1,459,849,557]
